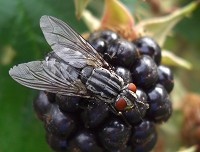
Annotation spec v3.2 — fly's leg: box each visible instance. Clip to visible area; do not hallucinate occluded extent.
[108,104,131,126]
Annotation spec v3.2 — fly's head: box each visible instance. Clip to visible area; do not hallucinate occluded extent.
[114,83,149,111]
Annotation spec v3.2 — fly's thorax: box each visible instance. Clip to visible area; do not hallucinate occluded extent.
[114,83,138,111]
[80,66,94,84]
[82,67,124,102]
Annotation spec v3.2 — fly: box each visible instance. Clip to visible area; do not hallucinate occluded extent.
[9,15,148,111]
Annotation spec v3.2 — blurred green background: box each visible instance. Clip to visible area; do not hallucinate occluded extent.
[0,0,200,152]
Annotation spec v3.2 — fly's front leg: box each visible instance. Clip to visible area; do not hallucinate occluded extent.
[108,104,131,126]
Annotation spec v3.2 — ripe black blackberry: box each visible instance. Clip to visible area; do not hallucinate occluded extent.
[33,29,174,152]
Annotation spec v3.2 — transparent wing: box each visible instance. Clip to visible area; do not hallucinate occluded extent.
[40,15,108,68]
[9,60,90,97]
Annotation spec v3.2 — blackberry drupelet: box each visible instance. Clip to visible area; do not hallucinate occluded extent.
[81,100,110,128]
[45,105,76,138]
[33,91,53,121]
[133,36,161,65]
[69,130,102,152]
[46,133,68,152]
[88,38,107,55]
[146,84,172,123]
[105,38,139,68]
[33,29,174,152]
[131,55,158,90]
[157,65,174,93]
[131,120,157,152]
[88,30,119,44]
[98,117,131,151]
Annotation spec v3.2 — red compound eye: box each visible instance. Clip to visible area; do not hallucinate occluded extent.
[128,83,136,93]
[115,98,127,111]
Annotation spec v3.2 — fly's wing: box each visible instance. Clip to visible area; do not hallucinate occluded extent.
[40,15,109,68]
[9,60,90,97]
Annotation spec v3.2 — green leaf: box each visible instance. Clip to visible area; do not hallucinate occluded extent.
[162,50,192,70]
[74,0,90,19]
[136,1,199,46]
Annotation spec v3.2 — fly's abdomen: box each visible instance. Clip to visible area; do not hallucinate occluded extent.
[83,67,124,102]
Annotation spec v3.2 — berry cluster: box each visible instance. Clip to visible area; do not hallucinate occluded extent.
[34,30,174,152]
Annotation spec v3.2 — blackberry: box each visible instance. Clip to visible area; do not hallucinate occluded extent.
[131,55,158,90]
[133,36,161,65]
[31,29,174,152]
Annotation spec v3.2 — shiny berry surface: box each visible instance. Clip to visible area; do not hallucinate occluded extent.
[89,38,107,55]
[98,117,131,151]
[56,94,80,113]
[157,65,174,93]
[33,91,52,121]
[81,101,109,128]
[69,130,102,152]
[45,105,76,138]
[133,36,161,65]
[46,133,68,152]
[105,38,139,68]
[146,84,172,123]
[131,120,157,152]
[131,55,158,89]
[88,30,119,44]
